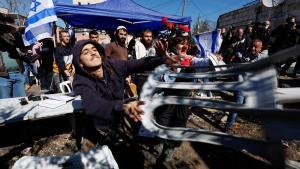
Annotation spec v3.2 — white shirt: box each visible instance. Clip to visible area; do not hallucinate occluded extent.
[134,39,156,59]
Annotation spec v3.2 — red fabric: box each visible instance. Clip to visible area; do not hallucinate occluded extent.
[178,25,190,32]
[168,22,174,29]
[162,17,168,25]
[183,26,190,32]
[178,24,184,29]
[180,55,193,67]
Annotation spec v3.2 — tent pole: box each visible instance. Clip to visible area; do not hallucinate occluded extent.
[181,0,186,16]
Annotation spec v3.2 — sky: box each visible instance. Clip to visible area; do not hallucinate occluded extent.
[133,0,255,24]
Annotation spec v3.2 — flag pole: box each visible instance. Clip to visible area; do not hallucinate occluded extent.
[53,22,57,47]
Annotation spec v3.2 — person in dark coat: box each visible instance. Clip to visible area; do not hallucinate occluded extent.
[256,20,272,50]
[38,38,54,91]
[271,16,300,76]
[72,39,175,145]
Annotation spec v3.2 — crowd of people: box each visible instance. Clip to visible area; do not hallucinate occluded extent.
[219,16,300,76]
[0,15,299,166]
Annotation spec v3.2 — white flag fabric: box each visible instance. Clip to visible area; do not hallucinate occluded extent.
[207,52,227,71]
[23,0,57,46]
[193,30,223,58]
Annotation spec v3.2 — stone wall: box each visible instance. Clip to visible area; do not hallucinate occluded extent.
[217,0,300,29]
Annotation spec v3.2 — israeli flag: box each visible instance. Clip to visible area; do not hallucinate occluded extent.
[193,30,223,58]
[23,0,57,46]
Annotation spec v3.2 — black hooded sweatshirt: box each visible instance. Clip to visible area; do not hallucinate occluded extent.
[72,40,165,129]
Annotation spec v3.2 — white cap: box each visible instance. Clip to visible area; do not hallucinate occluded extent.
[181,31,189,37]
[116,25,127,30]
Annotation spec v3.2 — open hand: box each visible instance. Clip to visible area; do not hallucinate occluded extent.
[154,40,168,57]
[123,101,145,122]
[154,40,179,66]
[215,53,223,61]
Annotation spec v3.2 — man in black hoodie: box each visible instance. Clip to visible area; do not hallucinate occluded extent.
[72,40,175,145]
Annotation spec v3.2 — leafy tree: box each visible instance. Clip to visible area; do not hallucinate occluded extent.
[192,16,216,35]
[192,17,201,35]
[200,20,210,32]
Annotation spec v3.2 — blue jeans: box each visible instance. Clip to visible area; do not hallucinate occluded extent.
[225,75,245,130]
[23,62,38,85]
[225,91,244,130]
[0,72,26,99]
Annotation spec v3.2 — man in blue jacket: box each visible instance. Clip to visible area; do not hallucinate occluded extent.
[72,39,175,145]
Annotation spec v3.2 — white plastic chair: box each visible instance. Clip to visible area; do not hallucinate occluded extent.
[59,81,72,94]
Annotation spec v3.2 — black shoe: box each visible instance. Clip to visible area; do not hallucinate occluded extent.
[293,73,300,78]
[279,71,287,76]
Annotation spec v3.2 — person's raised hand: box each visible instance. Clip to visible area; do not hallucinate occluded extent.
[123,101,145,122]
[154,40,168,57]
[215,53,223,61]
[154,40,179,66]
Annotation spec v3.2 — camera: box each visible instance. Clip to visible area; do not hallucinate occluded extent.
[28,95,42,101]
[19,98,28,105]
[158,30,174,41]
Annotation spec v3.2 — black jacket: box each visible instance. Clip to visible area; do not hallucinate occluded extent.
[72,40,165,129]
[54,43,73,71]
[271,24,300,52]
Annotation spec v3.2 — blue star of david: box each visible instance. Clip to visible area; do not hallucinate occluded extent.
[30,0,41,12]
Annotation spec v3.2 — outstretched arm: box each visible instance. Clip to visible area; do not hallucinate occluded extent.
[116,40,178,76]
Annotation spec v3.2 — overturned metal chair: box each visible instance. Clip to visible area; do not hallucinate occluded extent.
[139,45,300,168]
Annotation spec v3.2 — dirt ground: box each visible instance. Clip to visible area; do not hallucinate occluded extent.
[1,77,300,169]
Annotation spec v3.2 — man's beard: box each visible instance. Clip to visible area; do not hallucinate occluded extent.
[116,36,126,46]
[141,39,153,48]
